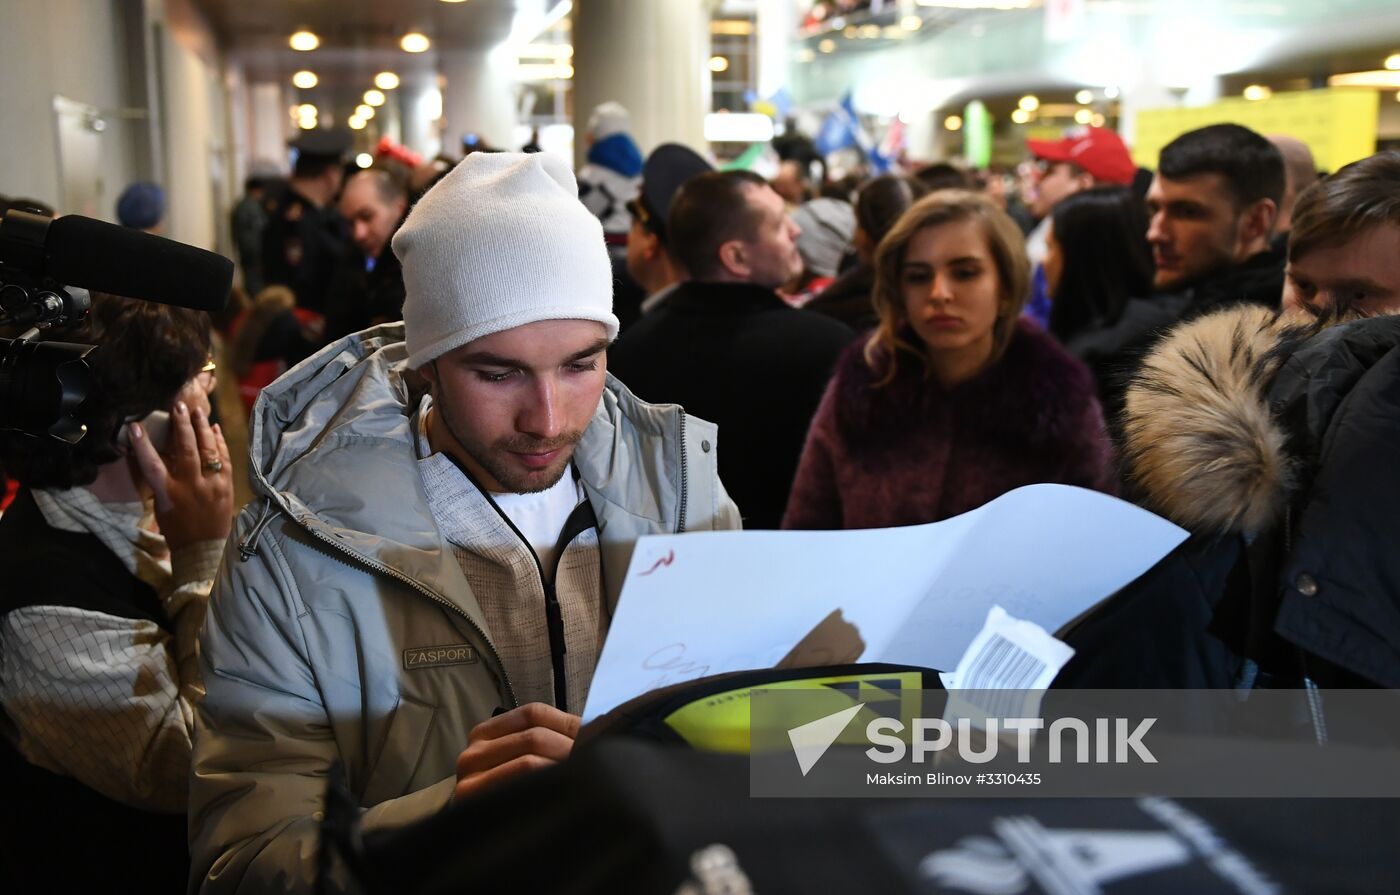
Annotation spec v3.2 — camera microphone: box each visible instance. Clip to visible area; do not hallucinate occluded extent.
[0,209,233,313]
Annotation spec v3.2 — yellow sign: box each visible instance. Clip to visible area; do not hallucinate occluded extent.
[1132,88,1379,174]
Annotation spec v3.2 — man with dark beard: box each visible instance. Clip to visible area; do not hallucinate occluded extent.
[189,152,741,894]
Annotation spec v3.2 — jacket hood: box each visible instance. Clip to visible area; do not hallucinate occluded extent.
[246,323,692,543]
[1122,304,1398,537]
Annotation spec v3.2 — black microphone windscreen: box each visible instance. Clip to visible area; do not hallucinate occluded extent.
[45,215,234,312]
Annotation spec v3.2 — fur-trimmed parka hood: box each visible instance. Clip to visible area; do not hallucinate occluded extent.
[1123,304,1397,537]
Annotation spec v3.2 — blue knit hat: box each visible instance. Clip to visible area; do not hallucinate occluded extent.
[116,182,166,229]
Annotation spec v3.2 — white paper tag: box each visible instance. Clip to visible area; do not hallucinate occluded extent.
[944,605,1075,728]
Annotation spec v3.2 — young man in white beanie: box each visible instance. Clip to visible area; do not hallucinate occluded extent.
[189,152,740,894]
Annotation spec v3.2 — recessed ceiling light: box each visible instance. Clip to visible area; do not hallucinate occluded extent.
[356,104,375,120]
[349,115,366,130]
[709,56,729,73]
[356,153,374,168]
[1018,94,1039,112]
[375,71,400,90]
[1075,89,1093,104]
[401,32,431,53]
[290,31,319,52]
[364,89,386,107]
[292,70,318,89]
[296,103,318,118]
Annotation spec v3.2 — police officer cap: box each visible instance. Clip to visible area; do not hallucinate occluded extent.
[291,130,350,162]
[639,144,712,243]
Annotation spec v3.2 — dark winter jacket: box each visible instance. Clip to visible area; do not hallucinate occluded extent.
[782,320,1116,531]
[608,281,855,529]
[1172,249,1284,321]
[1064,292,1188,437]
[803,264,878,332]
[1061,305,1400,689]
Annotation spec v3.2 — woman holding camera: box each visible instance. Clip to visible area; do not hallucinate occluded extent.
[0,294,233,891]
[782,190,1114,531]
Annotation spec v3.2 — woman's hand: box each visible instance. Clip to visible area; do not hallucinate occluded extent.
[128,400,234,550]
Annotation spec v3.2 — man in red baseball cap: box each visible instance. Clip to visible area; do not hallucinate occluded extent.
[1020,127,1140,327]
[1026,126,1138,219]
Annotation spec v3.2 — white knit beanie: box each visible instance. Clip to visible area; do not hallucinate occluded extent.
[586,101,631,141]
[393,152,618,369]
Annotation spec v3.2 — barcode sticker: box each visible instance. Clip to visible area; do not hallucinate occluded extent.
[945,605,1075,726]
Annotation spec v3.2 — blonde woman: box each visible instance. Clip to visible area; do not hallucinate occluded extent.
[783,190,1114,530]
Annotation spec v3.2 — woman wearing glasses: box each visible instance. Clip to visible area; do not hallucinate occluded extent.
[0,293,233,891]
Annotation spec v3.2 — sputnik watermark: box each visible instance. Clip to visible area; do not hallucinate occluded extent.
[752,688,1400,798]
[866,716,1157,765]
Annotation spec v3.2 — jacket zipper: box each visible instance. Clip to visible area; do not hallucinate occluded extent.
[436,451,574,713]
[472,486,571,713]
[677,409,689,534]
[247,504,520,710]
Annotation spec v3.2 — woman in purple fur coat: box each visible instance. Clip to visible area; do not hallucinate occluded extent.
[782,190,1115,531]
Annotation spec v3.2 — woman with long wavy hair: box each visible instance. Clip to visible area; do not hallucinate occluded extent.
[782,190,1115,530]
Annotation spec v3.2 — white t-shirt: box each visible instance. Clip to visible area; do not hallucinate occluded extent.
[490,467,586,577]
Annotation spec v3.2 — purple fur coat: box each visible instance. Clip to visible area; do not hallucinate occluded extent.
[782,321,1116,530]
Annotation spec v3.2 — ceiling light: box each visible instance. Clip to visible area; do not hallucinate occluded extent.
[1090,112,1106,127]
[356,153,374,168]
[401,32,431,53]
[1075,89,1093,104]
[1018,94,1039,112]
[1329,70,1400,88]
[1104,85,1120,99]
[298,117,318,130]
[902,15,923,30]
[709,56,730,73]
[296,103,318,118]
[711,20,754,36]
[944,115,963,131]
[1243,84,1271,101]
[375,71,401,90]
[292,70,318,89]
[1074,108,1093,124]
[289,31,319,52]
[364,89,386,106]
[818,38,836,53]
[356,104,375,120]
[1011,108,1031,124]
[348,115,366,130]
[1386,53,1400,71]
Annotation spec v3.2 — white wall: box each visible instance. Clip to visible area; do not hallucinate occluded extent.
[0,0,136,218]
[157,0,233,252]
[0,0,235,254]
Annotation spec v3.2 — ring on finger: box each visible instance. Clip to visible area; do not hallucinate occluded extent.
[203,455,224,473]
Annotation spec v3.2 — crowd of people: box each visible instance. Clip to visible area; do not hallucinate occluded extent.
[2,98,1399,892]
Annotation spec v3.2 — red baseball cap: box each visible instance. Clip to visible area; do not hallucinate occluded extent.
[1026,127,1136,186]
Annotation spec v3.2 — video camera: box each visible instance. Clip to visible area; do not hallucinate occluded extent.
[0,208,234,443]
